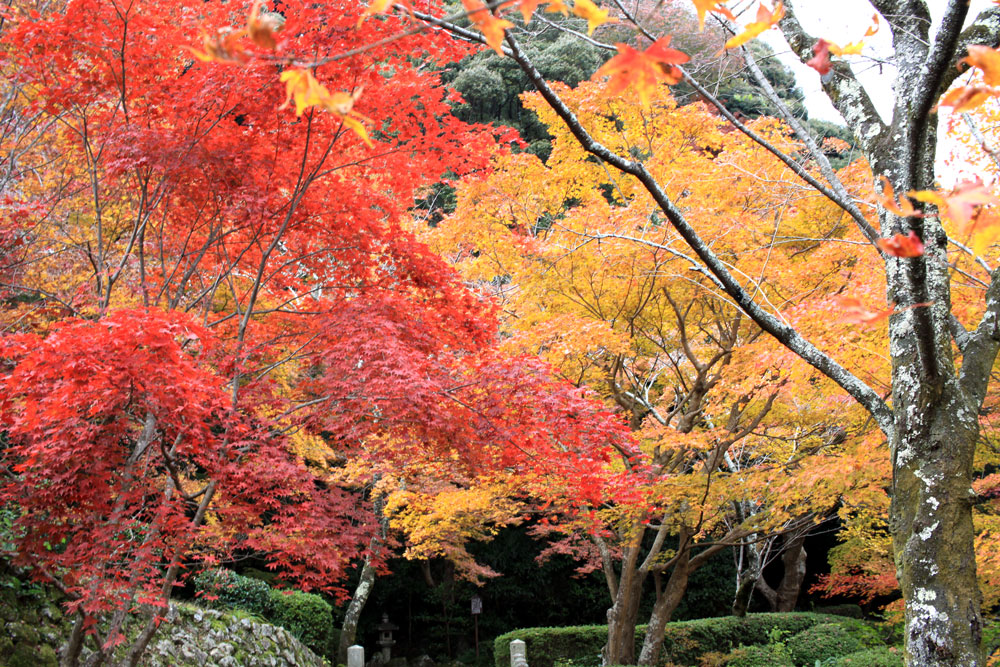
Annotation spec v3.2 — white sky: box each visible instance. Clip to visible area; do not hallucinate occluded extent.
[757,0,993,123]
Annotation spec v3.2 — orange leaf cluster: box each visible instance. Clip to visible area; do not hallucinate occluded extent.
[878,176,918,217]
[806,39,832,75]
[911,180,1000,254]
[278,70,372,146]
[877,177,1000,256]
[724,2,784,50]
[910,180,1000,229]
[805,15,877,74]
[835,297,933,326]
[835,296,895,325]
[876,231,924,258]
[593,38,690,107]
[190,29,247,63]
[939,46,1000,112]
[247,1,283,50]
[190,1,282,62]
[462,0,515,54]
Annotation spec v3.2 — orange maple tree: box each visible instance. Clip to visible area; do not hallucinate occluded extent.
[425,77,893,662]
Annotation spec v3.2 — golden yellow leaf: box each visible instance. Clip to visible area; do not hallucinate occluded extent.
[341,116,374,147]
[279,69,329,116]
[357,0,395,26]
[692,0,735,31]
[545,0,570,14]
[572,0,616,35]
[724,2,784,50]
[829,41,863,56]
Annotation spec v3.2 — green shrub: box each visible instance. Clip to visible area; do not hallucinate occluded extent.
[493,613,850,667]
[495,626,608,667]
[268,588,333,657]
[724,644,794,667]
[241,567,281,586]
[984,620,1000,663]
[821,647,904,667]
[786,623,868,665]
[193,568,272,618]
[813,605,864,619]
[661,614,848,666]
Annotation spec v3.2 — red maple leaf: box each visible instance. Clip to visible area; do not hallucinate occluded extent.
[807,39,832,75]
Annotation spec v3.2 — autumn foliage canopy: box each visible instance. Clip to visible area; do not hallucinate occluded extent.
[6,0,1000,665]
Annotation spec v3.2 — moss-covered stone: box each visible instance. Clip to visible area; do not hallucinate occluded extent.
[9,641,57,667]
[8,620,41,644]
[0,565,328,667]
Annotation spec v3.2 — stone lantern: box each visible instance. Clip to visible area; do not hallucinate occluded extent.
[377,613,398,661]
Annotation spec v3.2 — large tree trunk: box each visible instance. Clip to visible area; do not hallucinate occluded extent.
[774,534,806,612]
[891,384,984,665]
[878,31,988,656]
[754,533,807,613]
[776,1,999,662]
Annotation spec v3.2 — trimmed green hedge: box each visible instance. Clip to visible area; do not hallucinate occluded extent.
[497,625,607,667]
[193,568,333,658]
[813,605,864,619]
[726,644,794,667]
[493,613,846,667]
[820,647,904,667]
[193,568,272,618]
[661,613,849,665]
[269,588,333,657]
[786,622,880,666]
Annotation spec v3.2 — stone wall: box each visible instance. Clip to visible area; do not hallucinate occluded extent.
[141,604,327,667]
[0,569,328,667]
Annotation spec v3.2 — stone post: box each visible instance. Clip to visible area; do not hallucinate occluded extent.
[510,639,528,667]
[348,644,364,667]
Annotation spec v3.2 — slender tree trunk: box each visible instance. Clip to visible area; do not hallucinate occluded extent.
[339,555,377,665]
[602,534,647,666]
[61,616,87,667]
[637,553,690,666]
[603,582,644,666]
[339,483,386,665]
[732,542,763,617]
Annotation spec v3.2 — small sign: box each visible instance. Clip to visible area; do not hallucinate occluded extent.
[471,595,482,615]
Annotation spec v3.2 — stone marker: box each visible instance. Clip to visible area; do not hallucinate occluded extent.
[349,644,365,667]
[510,639,528,667]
